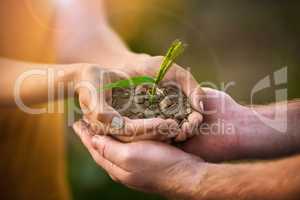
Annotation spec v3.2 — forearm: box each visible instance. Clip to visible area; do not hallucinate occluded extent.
[63,22,133,67]
[55,0,135,68]
[0,58,79,106]
[237,101,300,159]
[188,155,300,200]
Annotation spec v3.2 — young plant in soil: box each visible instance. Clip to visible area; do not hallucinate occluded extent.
[103,39,193,127]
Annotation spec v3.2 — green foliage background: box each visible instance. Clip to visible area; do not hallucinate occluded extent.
[67,1,300,200]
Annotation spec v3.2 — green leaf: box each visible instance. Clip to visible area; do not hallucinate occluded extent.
[154,39,185,84]
[101,76,155,91]
[150,39,185,98]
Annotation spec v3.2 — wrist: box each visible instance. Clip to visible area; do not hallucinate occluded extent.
[69,63,103,94]
[163,158,209,200]
[194,163,256,200]
[53,64,81,94]
[106,50,137,69]
[175,162,228,200]
[122,52,151,70]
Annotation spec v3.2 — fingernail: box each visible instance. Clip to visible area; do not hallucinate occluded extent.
[199,101,204,113]
[111,116,124,129]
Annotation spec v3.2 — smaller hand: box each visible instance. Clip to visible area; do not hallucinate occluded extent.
[73,120,206,199]
[76,53,205,143]
[75,64,179,142]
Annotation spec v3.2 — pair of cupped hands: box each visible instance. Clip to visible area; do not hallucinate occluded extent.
[73,54,243,198]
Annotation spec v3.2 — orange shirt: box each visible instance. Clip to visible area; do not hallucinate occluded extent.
[0,1,69,199]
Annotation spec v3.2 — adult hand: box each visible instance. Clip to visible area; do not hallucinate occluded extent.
[182,87,248,162]
[73,119,300,200]
[183,87,300,162]
[73,120,207,200]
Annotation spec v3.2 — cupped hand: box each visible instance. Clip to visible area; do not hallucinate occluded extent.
[73,120,206,200]
[75,64,179,142]
[76,54,204,142]
[182,88,248,162]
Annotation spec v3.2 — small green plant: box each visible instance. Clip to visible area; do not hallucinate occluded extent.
[102,39,185,94]
[149,39,185,100]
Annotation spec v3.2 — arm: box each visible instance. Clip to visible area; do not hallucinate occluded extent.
[54,0,134,67]
[0,58,180,141]
[73,120,300,200]
[0,0,120,107]
[238,101,300,159]
[183,88,300,162]
[196,155,300,200]
[0,57,79,106]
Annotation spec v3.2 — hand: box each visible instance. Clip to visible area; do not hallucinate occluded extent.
[75,64,179,142]
[182,88,248,162]
[73,120,206,200]
[76,54,204,142]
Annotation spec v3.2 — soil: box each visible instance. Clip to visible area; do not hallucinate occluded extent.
[112,85,193,127]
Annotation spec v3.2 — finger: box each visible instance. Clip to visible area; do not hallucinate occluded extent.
[73,121,129,180]
[81,117,110,136]
[174,131,187,142]
[78,70,123,127]
[93,154,129,184]
[78,68,112,111]
[73,120,100,151]
[187,111,203,132]
[73,120,110,166]
[175,68,205,113]
[84,104,124,132]
[110,117,180,141]
[178,111,203,141]
[91,135,130,169]
[82,93,123,124]
[189,86,205,114]
[85,116,180,141]
[112,134,169,143]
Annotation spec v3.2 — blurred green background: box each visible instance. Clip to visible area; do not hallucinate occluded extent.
[67,1,300,199]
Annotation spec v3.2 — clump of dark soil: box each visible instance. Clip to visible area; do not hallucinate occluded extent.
[112,85,193,127]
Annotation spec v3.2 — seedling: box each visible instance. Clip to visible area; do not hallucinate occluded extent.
[102,39,185,95]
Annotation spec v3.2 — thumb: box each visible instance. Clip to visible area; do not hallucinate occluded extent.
[84,105,125,133]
